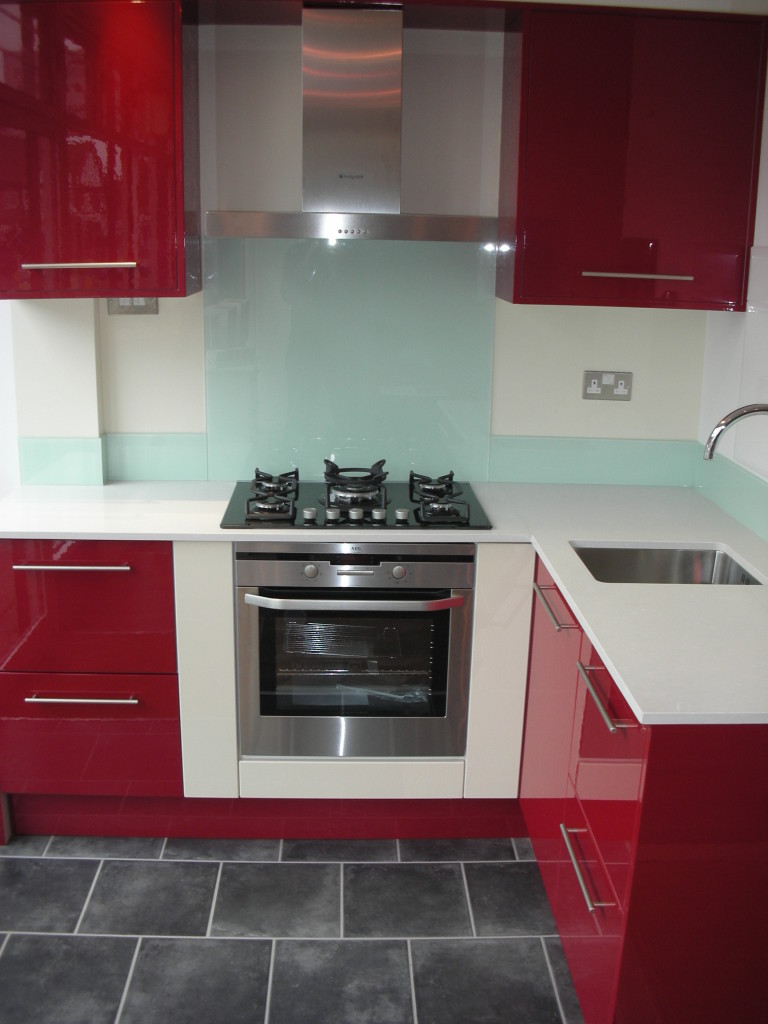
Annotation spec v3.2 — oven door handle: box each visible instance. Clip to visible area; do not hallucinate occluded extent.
[243,593,465,613]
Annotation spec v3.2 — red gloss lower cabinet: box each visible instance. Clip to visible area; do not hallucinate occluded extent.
[519,559,581,900]
[0,539,182,806]
[521,563,768,1022]
[0,672,182,796]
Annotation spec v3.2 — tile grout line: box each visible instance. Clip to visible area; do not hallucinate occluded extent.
[263,938,277,1024]
[339,863,344,938]
[460,863,478,938]
[205,861,224,938]
[73,859,105,935]
[113,935,142,1024]
[406,938,420,1024]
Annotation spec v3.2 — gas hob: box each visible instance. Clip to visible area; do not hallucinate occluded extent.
[220,461,492,530]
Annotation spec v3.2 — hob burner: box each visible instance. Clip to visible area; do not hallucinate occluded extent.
[409,470,462,502]
[323,459,388,510]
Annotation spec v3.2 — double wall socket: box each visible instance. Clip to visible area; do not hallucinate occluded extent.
[582,370,633,401]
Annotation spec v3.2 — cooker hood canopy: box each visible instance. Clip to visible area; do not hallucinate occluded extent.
[205,5,499,243]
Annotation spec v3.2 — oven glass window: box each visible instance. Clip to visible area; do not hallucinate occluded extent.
[257,589,451,717]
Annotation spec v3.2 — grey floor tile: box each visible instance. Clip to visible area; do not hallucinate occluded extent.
[0,858,99,932]
[464,862,557,937]
[512,837,537,862]
[399,838,515,862]
[163,836,280,861]
[269,939,414,1024]
[119,936,272,1024]
[211,862,340,938]
[544,936,586,1024]
[47,835,165,859]
[0,933,137,1024]
[78,859,219,937]
[0,834,51,857]
[344,863,472,938]
[411,938,563,1024]
[282,838,397,862]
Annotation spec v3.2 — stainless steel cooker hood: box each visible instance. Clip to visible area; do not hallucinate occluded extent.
[205,6,498,244]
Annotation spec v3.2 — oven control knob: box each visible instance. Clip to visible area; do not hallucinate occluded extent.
[303,564,319,579]
[392,564,407,580]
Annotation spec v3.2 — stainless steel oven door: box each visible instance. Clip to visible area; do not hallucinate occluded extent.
[236,585,474,757]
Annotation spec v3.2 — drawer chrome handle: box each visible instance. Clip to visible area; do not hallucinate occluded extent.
[560,824,616,914]
[532,582,579,632]
[24,696,139,705]
[12,564,131,573]
[21,261,138,270]
[581,271,694,281]
[577,661,638,734]
[244,593,464,613]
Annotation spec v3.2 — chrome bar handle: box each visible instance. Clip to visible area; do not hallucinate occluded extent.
[560,824,616,913]
[21,261,138,270]
[24,696,139,705]
[244,593,464,613]
[581,271,694,281]
[577,661,638,734]
[12,564,131,573]
[532,582,579,633]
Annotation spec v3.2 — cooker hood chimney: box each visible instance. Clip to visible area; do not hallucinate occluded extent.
[205,5,500,244]
[302,6,402,216]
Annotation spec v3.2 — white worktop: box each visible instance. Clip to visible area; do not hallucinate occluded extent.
[1,480,767,726]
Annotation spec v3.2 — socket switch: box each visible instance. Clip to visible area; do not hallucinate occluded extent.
[583,370,633,401]
[107,297,159,315]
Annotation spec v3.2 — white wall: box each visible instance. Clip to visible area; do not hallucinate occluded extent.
[0,301,19,496]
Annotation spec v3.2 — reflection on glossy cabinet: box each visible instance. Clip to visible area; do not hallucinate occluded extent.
[520,558,768,1022]
[509,9,767,310]
[0,0,200,298]
[519,559,581,899]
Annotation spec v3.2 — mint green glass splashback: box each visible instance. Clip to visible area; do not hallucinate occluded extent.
[203,238,497,480]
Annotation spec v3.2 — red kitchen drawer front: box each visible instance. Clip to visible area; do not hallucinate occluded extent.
[0,672,182,796]
[556,784,624,1024]
[570,638,649,908]
[0,539,176,674]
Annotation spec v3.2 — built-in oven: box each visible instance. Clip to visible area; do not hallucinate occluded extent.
[235,542,475,758]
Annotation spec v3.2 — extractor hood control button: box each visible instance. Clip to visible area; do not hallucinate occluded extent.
[395,508,410,523]
[349,507,364,521]
[392,565,407,580]
[303,564,319,579]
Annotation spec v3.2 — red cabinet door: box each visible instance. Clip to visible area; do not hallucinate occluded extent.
[519,558,581,900]
[0,671,182,796]
[0,0,195,298]
[0,539,177,674]
[512,10,767,311]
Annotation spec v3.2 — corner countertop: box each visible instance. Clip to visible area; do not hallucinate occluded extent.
[1,480,767,726]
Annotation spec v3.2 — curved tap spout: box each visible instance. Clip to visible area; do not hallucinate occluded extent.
[703,404,768,460]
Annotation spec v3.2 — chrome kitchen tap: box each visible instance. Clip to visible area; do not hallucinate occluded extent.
[703,404,768,459]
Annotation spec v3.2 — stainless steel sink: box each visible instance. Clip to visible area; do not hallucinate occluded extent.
[571,544,762,585]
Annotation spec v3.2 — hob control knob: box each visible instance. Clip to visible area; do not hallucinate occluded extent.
[302,507,317,523]
[325,508,340,523]
[395,508,410,523]
[372,507,387,522]
[392,565,407,580]
[349,507,364,521]
[303,564,319,579]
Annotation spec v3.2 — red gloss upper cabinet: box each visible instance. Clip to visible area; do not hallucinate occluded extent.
[0,0,200,298]
[509,10,767,311]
